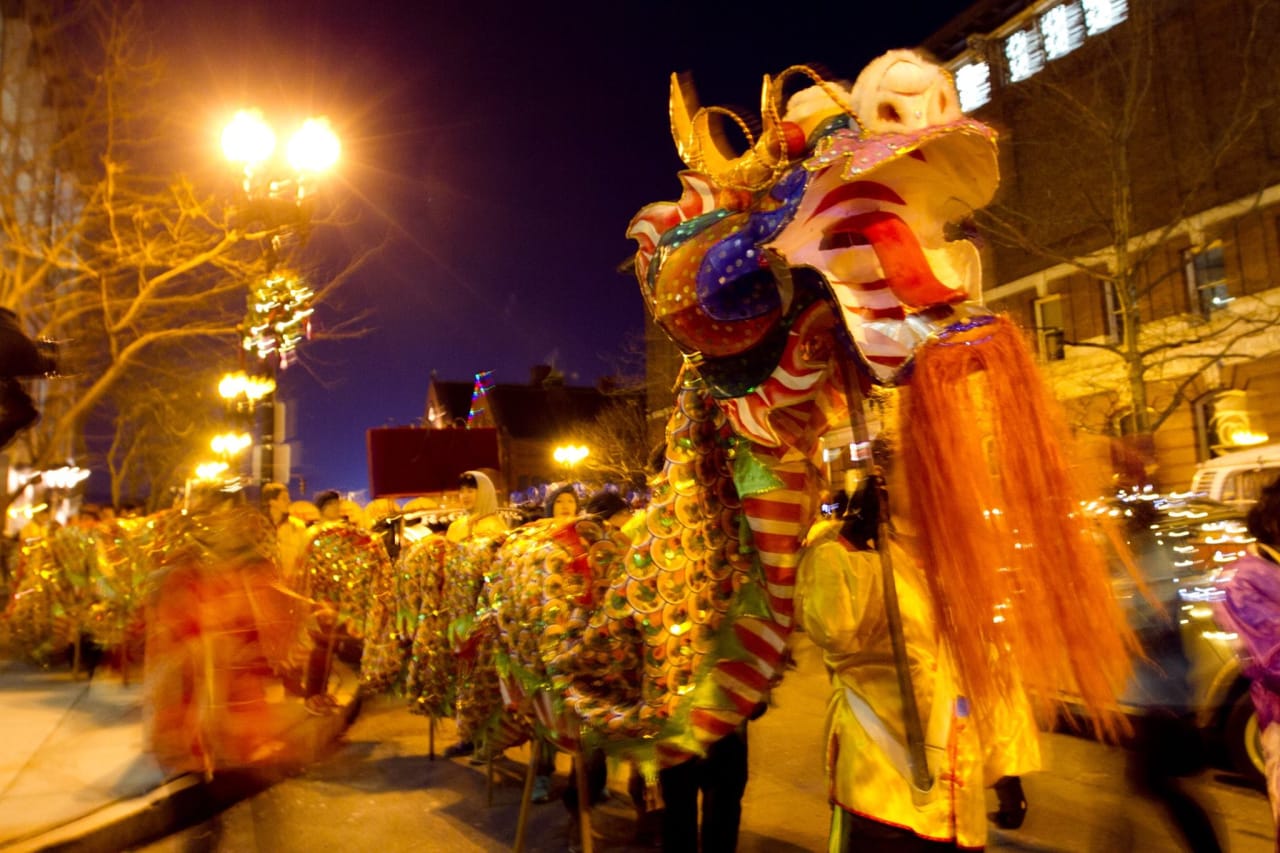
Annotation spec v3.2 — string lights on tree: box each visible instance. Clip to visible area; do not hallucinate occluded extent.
[467,370,496,428]
[241,271,315,365]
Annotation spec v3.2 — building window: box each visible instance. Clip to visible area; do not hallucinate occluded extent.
[955,61,992,112]
[952,0,1127,103]
[1004,27,1046,83]
[1041,3,1086,60]
[1082,0,1128,36]
[1035,295,1066,360]
[1183,241,1231,319]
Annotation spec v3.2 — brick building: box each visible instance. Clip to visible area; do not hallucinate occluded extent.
[423,368,642,496]
[925,0,1280,491]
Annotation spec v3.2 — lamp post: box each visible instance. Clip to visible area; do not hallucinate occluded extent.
[220,110,339,488]
[218,370,273,483]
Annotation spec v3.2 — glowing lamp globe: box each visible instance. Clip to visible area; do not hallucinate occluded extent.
[287,118,340,174]
[222,110,276,166]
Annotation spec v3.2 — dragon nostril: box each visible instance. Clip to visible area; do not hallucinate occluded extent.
[820,231,870,251]
[878,102,901,125]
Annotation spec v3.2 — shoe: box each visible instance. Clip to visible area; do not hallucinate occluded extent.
[443,740,474,759]
[989,775,1027,829]
[531,775,552,804]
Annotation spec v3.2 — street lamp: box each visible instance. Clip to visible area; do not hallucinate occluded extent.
[194,461,230,482]
[222,110,340,200]
[553,444,589,479]
[210,431,252,457]
[218,371,275,407]
[219,111,339,487]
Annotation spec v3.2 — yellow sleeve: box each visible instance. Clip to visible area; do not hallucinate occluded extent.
[796,537,869,654]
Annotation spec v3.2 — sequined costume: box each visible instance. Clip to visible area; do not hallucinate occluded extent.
[1216,543,1280,829]
[142,506,311,776]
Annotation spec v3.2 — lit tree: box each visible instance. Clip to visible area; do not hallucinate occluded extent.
[577,393,650,491]
[0,2,376,509]
[977,0,1280,474]
[94,349,228,511]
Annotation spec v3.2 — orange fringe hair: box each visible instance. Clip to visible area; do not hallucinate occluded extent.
[899,315,1138,742]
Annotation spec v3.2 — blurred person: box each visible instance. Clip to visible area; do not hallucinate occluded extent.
[262,483,307,588]
[532,489,623,810]
[545,483,580,521]
[142,487,312,777]
[1116,500,1223,852]
[289,500,319,527]
[441,470,510,760]
[1217,477,1280,842]
[585,489,632,529]
[340,498,367,529]
[365,498,402,560]
[445,470,507,543]
[314,489,343,522]
[401,496,440,543]
[529,483,583,802]
[364,498,400,525]
[564,489,654,840]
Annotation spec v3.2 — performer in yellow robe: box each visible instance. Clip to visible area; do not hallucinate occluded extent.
[797,519,1040,851]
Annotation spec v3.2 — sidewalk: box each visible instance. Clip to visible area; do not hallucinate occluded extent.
[4,638,1264,853]
[0,658,359,853]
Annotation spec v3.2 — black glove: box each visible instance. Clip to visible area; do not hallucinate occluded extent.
[0,378,39,450]
[989,775,1027,829]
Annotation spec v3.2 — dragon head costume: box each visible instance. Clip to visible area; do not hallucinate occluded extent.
[601,50,1134,758]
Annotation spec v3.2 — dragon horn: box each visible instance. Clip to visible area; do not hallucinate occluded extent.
[669,72,707,173]
[669,72,791,191]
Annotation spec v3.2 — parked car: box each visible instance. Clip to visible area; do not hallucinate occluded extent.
[1087,491,1261,781]
[1189,443,1280,511]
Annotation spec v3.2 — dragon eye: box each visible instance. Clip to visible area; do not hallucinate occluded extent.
[944,218,978,243]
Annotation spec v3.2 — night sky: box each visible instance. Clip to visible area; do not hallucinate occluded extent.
[156,0,973,499]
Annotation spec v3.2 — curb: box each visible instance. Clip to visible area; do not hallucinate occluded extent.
[1,695,362,853]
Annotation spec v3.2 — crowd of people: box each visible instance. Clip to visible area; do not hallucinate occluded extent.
[3,53,1278,852]
[6,458,1279,852]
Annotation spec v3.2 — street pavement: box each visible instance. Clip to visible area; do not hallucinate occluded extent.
[1,637,1276,852]
[0,656,359,853]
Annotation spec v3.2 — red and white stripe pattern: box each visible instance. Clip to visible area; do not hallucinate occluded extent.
[764,158,974,384]
[721,302,838,452]
[627,172,719,283]
[680,454,813,754]
[501,675,582,753]
[739,454,814,631]
[627,172,753,285]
